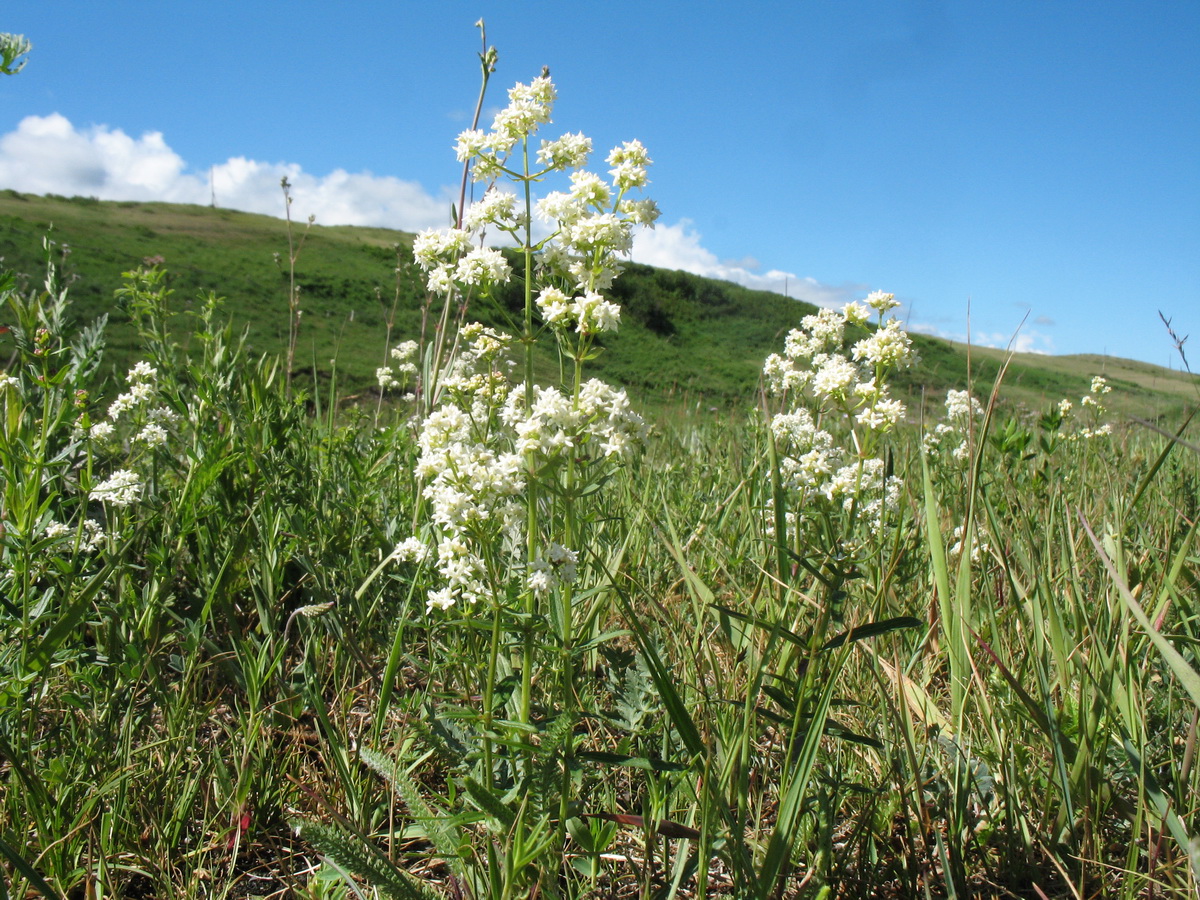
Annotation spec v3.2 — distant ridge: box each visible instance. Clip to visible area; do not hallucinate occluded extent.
[0,191,1194,418]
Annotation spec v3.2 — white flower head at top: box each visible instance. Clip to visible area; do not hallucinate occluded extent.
[128,361,157,384]
[865,290,901,314]
[486,75,557,154]
[944,389,984,423]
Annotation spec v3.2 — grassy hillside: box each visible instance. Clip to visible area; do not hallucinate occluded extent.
[1,190,1195,419]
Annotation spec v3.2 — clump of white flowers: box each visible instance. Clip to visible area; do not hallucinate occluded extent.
[404,321,645,612]
[763,293,914,541]
[42,518,107,553]
[90,469,143,508]
[947,522,991,565]
[1056,375,1113,440]
[1078,375,1113,439]
[85,360,179,447]
[377,340,420,397]
[926,389,986,463]
[394,72,655,614]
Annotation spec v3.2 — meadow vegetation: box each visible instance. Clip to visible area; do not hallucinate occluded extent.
[2,30,1200,900]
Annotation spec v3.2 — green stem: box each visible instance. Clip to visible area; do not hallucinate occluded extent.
[483,597,503,787]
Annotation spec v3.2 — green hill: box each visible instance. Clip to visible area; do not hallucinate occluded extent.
[1,190,1195,419]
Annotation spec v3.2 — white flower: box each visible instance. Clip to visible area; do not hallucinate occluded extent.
[799,309,845,352]
[944,389,984,422]
[87,420,115,441]
[136,423,169,447]
[537,132,592,169]
[392,537,431,564]
[857,397,905,431]
[454,247,512,287]
[624,198,661,226]
[128,361,157,383]
[426,587,456,612]
[851,320,914,369]
[43,521,71,540]
[82,519,106,552]
[91,469,142,507]
[463,188,518,231]
[391,340,419,362]
[812,354,858,398]
[865,290,900,313]
[571,291,622,334]
[0,372,20,392]
[569,171,611,207]
[455,128,488,162]
[841,301,871,327]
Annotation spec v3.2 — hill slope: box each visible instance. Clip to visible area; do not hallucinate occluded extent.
[0,191,1195,419]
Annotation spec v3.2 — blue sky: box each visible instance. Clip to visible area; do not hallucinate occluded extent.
[1,2,1197,367]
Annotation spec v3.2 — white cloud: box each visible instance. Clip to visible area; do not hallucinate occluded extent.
[975,330,1055,355]
[910,319,1054,355]
[632,218,862,307]
[0,114,453,232]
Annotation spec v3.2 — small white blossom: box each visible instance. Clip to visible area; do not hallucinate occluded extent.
[91,469,142,507]
[136,423,169,447]
[865,290,900,313]
[537,132,592,169]
[392,537,431,564]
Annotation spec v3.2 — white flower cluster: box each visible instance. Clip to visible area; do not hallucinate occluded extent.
[1077,375,1113,439]
[90,469,142,507]
[402,333,644,612]
[926,389,985,462]
[454,75,659,302]
[764,298,914,432]
[500,378,647,461]
[527,543,579,595]
[0,370,20,392]
[377,340,420,394]
[398,74,654,613]
[768,410,901,532]
[392,536,431,565]
[947,523,991,564]
[763,296,912,539]
[457,75,557,165]
[534,287,622,335]
[43,518,106,553]
[97,361,179,446]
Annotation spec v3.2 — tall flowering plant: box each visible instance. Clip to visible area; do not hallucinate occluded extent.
[405,72,654,658]
[320,67,659,897]
[762,292,915,600]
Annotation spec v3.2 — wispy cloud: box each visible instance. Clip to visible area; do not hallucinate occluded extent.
[632,218,862,306]
[908,320,1056,356]
[0,114,454,231]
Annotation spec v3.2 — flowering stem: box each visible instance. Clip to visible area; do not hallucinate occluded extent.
[520,139,537,733]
